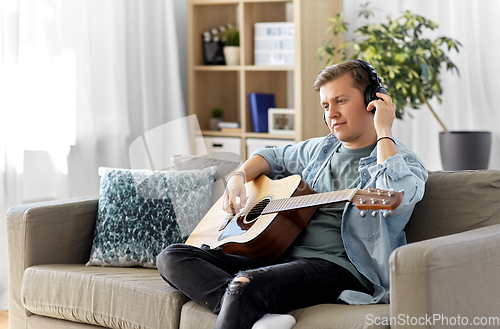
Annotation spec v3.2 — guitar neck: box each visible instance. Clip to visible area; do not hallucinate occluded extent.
[262,189,358,215]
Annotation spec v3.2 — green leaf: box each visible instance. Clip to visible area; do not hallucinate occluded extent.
[315,7,461,122]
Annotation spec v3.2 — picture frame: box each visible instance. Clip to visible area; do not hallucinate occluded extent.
[268,108,295,135]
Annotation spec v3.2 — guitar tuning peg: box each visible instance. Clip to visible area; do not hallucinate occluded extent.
[371,210,378,217]
[360,210,367,218]
[383,210,391,218]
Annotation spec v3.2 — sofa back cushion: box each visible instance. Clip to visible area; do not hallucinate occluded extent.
[405,170,500,243]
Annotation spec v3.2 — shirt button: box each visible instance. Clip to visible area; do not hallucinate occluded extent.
[324,150,327,153]
[363,173,367,176]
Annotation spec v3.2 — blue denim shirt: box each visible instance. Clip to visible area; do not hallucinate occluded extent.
[252,133,428,305]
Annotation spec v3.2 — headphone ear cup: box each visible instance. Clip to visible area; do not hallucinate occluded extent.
[365,85,389,113]
[364,84,376,113]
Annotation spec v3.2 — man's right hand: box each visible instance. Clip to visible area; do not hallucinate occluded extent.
[221,155,271,215]
[222,173,247,214]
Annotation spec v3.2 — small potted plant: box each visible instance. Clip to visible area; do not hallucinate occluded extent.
[317,9,491,170]
[222,28,240,66]
[210,107,223,131]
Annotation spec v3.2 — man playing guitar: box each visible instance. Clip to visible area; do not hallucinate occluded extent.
[157,60,428,329]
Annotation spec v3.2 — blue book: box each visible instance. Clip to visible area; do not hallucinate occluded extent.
[249,93,275,132]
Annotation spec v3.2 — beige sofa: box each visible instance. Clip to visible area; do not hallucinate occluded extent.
[7,170,500,329]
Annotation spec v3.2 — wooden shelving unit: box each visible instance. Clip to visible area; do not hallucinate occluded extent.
[188,0,342,160]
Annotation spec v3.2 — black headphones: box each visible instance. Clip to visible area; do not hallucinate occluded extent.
[323,59,388,125]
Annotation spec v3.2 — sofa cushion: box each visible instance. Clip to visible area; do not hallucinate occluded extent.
[87,166,216,268]
[406,170,500,243]
[22,264,189,329]
[178,300,390,329]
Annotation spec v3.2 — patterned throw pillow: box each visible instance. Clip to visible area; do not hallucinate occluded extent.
[86,166,216,268]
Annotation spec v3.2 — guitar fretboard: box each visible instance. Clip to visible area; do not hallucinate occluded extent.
[261,189,358,215]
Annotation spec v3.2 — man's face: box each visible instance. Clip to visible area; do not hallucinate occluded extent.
[320,73,376,149]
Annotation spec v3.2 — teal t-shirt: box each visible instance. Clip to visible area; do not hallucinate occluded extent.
[283,143,376,293]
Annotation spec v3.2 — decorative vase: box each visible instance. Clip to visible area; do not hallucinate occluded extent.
[439,131,492,170]
[209,118,222,131]
[223,46,240,66]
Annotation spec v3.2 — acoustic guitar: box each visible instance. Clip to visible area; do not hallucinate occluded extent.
[186,174,403,263]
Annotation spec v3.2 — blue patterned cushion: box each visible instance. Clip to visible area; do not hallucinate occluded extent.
[87,166,216,268]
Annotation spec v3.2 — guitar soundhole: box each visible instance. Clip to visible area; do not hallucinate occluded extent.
[243,198,271,224]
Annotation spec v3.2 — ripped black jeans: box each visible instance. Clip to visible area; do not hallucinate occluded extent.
[157,244,369,329]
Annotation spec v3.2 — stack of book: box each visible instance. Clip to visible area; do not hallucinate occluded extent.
[254,22,295,66]
[218,122,241,133]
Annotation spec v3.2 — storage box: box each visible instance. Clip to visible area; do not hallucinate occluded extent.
[254,50,295,66]
[246,138,295,159]
[195,136,241,157]
[254,37,294,51]
[254,22,294,38]
[254,22,295,66]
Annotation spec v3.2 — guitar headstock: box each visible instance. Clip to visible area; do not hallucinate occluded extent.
[351,188,404,211]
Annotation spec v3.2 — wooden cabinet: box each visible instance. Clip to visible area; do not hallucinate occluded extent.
[188,0,342,160]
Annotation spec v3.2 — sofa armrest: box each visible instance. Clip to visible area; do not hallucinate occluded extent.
[7,196,99,328]
[389,224,500,329]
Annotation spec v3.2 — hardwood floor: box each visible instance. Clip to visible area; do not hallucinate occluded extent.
[0,310,8,329]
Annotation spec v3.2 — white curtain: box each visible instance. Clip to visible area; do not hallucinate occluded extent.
[0,0,188,309]
[344,0,500,171]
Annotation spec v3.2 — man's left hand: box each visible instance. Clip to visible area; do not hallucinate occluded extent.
[367,92,396,137]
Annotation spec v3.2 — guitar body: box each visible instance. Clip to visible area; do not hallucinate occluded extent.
[186,174,403,264]
[186,175,317,263]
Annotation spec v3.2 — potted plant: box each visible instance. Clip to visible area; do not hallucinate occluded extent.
[222,28,240,66]
[317,9,492,170]
[210,107,223,131]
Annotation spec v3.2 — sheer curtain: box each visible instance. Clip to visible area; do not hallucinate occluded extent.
[0,0,188,309]
[344,0,500,171]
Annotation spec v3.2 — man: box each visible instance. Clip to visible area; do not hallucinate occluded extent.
[157,60,428,329]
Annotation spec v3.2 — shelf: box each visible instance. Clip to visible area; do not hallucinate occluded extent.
[244,65,294,71]
[189,0,342,160]
[194,65,294,71]
[194,65,242,71]
[201,130,296,140]
[244,0,291,3]
[191,0,291,3]
[244,132,296,140]
[191,0,239,5]
[201,130,243,138]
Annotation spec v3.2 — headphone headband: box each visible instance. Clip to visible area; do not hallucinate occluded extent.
[349,59,383,86]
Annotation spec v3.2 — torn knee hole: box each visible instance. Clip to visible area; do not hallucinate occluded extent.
[228,274,251,294]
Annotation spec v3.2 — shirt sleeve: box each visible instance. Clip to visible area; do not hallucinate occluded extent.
[250,137,325,180]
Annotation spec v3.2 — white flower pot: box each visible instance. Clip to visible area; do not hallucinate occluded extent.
[209,118,222,131]
[223,46,240,66]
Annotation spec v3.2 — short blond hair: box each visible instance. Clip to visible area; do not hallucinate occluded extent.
[313,60,371,95]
